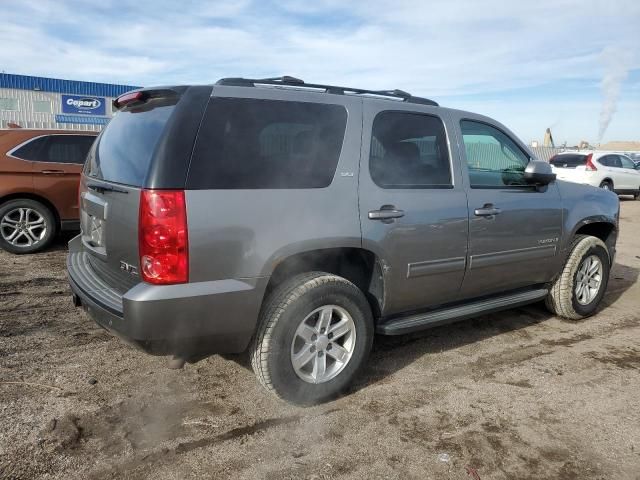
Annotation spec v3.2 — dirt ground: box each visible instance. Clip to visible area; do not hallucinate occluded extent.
[1,200,639,480]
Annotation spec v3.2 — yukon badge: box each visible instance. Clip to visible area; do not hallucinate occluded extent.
[120,261,139,276]
[538,237,559,244]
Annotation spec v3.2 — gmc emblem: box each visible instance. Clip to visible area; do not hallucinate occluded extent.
[119,261,139,276]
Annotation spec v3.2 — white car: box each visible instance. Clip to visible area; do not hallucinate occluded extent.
[550,151,640,199]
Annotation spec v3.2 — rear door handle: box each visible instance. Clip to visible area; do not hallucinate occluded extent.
[474,204,501,217]
[368,207,405,221]
[40,169,65,175]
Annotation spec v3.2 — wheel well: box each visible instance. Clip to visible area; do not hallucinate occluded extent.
[267,248,384,317]
[0,193,60,231]
[600,178,613,186]
[575,222,616,259]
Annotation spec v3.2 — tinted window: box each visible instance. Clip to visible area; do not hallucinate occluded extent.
[550,154,587,168]
[188,98,347,189]
[10,136,48,161]
[40,135,95,164]
[619,156,635,169]
[460,120,530,187]
[369,112,451,188]
[86,98,176,186]
[607,155,623,168]
[598,155,611,167]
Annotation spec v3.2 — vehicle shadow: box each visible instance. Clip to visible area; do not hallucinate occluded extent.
[351,261,638,392]
[52,231,78,249]
[221,262,638,394]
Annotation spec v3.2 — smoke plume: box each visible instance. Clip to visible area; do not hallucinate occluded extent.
[598,47,631,142]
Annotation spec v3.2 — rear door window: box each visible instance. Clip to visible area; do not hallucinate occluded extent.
[369,111,451,188]
[609,155,623,168]
[188,98,347,189]
[39,135,96,164]
[619,156,635,169]
[86,98,177,186]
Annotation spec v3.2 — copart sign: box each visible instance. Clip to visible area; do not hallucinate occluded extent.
[61,94,106,115]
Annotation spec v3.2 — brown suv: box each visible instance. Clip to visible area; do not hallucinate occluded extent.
[0,129,97,253]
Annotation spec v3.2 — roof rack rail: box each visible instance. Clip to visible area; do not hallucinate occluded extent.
[215,76,439,106]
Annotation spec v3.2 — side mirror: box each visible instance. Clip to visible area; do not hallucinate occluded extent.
[524,160,556,185]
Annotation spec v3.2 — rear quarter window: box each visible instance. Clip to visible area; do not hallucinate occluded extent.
[9,136,48,161]
[187,97,347,189]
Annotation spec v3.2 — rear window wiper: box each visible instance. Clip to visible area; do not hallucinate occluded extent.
[87,183,129,194]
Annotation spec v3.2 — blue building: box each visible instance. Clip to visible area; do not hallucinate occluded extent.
[0,73,139,131]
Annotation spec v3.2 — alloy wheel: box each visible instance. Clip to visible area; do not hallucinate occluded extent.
[575,254,603,305]
[290,305,357,384]
[0,208,47,247]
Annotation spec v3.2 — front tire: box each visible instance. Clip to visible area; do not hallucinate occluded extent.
[250,272,374,405]
[545,235,610,320]
[0,199,56,254]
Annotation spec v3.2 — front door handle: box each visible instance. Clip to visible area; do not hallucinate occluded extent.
[369,206,405,222]
[40,169,65,175]
[474,204,501,217]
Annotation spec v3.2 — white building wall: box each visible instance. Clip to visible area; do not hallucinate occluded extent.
[0,88,117,131]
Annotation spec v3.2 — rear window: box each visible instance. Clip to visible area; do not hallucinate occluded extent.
[86,98,176,186]
[187,97,347,189]
[550,154,587,168]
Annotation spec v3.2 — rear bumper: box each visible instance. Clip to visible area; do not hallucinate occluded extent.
[553,171,597,187]
[66,235,268,356]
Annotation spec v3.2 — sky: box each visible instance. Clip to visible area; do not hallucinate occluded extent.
[1,0,638,145]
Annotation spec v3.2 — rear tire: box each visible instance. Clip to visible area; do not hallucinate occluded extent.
[545,235,610,320]
[0,199,56,254]
[250,272,374,405]
[599,180,613,191]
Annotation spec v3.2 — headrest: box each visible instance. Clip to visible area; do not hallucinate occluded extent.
[386,141,420,161]
[292,130,313,154]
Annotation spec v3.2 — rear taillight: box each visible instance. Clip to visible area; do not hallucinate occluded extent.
[139,189,188,284]
[585,153,597,171]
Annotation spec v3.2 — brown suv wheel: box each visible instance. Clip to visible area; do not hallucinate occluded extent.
[0,199,56,254]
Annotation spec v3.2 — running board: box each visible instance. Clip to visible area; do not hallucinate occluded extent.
[377,288,549,335]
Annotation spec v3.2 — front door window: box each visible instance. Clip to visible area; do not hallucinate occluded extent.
[460,120,530,187]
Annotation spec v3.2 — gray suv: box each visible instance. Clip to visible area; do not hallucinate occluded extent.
[67,77,619,404]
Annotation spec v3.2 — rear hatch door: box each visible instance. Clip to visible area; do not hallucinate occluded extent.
[550,154,587,182]
[79,88,206,292]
